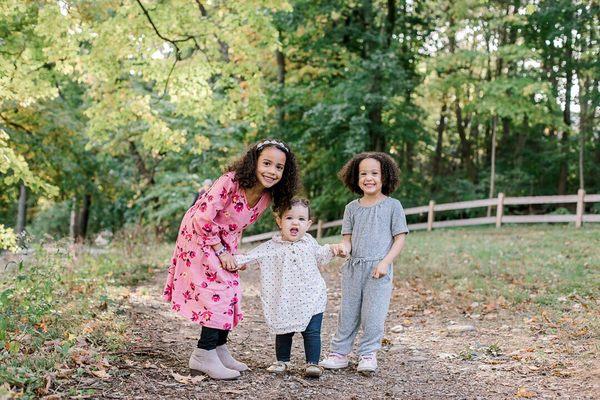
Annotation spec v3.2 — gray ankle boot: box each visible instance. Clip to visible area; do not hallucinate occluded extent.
[216,344,249,372]
[189,348,240,380]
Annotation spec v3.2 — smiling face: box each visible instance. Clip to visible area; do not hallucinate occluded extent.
[358,157,383,196]
[255,146,287,189]
[276,204,312,242]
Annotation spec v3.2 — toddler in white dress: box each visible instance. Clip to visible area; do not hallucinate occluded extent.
[236,198,343,378]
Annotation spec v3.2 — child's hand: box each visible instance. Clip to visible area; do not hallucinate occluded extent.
[330,244,340,257]
[329,243,346,257]
[342,242,351,257]
[371,262,389,279]
[218,252,238,272]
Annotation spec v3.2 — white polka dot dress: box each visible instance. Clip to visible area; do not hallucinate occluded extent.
[236,233,332,334]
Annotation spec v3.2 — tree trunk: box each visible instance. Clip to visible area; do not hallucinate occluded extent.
[385,0,396,47]
[432,102,447,177]
[16,183,27,234]
[454,97,474,180]
[487,115,497,217]
[470,118,480,170]
[368,104,385,152]
[578,76,590,190]
[500,117,511,149]
[516,115,528,166]
[275,29,286,129]
[78,194,91,241]
[558,32,573,195]
[405,140,414,173]
[70,197,80,242]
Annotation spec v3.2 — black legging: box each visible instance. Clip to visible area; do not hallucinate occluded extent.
[197,326,229,350]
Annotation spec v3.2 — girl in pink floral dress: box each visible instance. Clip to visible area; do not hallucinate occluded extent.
[163,139,300,380]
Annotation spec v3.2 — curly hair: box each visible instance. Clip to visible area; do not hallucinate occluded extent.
[338,152,400,195]
[227,139,301,214]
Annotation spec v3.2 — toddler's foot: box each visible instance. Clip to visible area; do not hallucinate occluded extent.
[356,353,377,375]
[266,361,289,373]
[304,363,323,378]
[319,352,349,369]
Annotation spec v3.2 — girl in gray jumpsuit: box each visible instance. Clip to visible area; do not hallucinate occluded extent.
[320,152,409,374]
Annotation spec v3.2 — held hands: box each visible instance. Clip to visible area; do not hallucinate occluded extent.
[330,243,348,258]
[218,251,238,272]
[371,262,389,279]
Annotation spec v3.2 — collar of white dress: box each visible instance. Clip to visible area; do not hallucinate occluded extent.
[271,232,312,245]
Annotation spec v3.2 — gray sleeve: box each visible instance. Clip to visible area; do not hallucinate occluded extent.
[341,203,353,235]
[391,200,409,236]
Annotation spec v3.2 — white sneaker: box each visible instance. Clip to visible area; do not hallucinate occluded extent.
[356,353,377,374]
[319,353,349,369]
[266,361,289,373]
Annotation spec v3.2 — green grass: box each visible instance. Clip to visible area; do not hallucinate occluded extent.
[322,224,599,313]
[0,235,171,399]
[394,224,599,309]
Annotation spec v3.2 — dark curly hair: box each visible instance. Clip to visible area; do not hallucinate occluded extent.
[338,152,400,195]
[227,139,300,214]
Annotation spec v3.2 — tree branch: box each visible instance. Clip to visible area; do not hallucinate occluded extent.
[135,0,196,60]
[0,112,33,135]
[195,0,208,17]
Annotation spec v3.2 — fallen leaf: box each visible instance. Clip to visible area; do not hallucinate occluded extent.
[171,372,205,384]
[56,367,73,378]
[515,386,537,398]
[90,369,111,379]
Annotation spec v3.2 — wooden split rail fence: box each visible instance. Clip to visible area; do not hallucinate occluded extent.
[241,189,600,244]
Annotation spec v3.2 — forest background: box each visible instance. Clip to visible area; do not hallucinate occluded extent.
[1,0,599,247]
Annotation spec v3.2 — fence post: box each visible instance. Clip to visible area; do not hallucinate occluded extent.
[496,192,504,228]
[576,189,585,228]
[316,219,324,239]
[427,200,435,231]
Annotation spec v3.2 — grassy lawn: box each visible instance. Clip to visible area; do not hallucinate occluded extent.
[396,224,599,309]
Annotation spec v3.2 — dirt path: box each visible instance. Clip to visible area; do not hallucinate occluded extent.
[86,261,597,399]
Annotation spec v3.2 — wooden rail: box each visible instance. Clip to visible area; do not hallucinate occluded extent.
[241,189,599,244]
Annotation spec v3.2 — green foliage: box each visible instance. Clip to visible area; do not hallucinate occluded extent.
[1,0,599,240]
[0,225,18,252]
[0,239,171,397]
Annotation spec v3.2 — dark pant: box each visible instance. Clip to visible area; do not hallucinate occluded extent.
[275,313,323,364]
[197,326,229,350]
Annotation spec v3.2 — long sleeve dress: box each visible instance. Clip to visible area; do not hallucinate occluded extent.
[235,233,333,334]
[163,172,271,330]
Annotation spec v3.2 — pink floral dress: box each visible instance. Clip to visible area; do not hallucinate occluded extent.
[163,172,271,330]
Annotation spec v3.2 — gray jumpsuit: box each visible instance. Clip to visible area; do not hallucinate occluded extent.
[329,196,409,356]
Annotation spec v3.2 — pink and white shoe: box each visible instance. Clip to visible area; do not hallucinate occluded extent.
[319,352,349,369]
[357,353,377,374]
